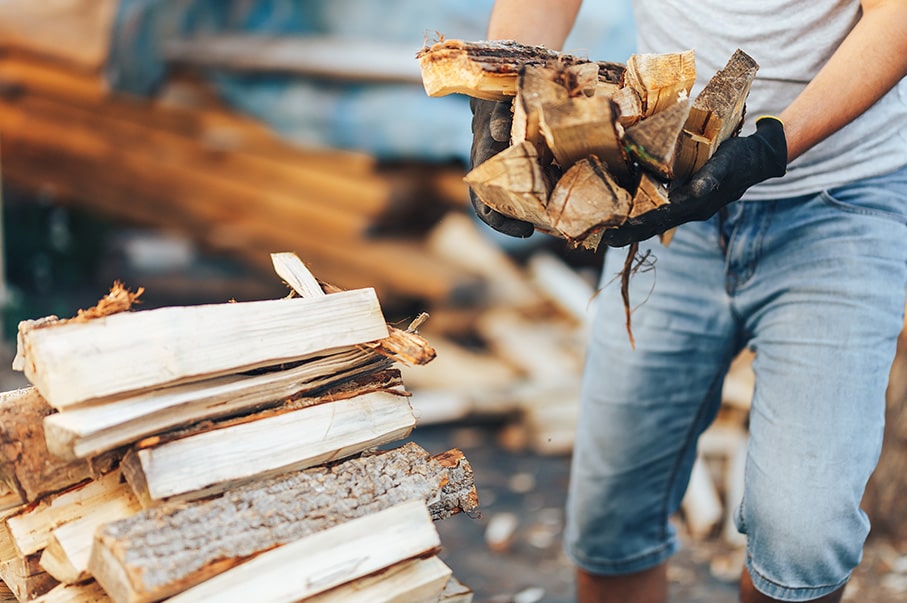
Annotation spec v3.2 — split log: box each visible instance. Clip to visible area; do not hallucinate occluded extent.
[440,577,475,603]
[0,554,58,603]
[674,49,759,181]
[623,97,691,180]
[538,94,630,182]
[120,389,417,504]
[629,174,671,219]
[89,442,477,603]
[38,480,141,584]
[166,500,441,603]
[622,50,696,117]
[2,472,126,559]
[18,288,389,409]
[463,141,553,231]
[511,63,597,156]
[0,388,91,504]
[42,349,395,460]
[611,86,643,128]
[304,556,452,603]
[417,38,623,101]
[546,155,632,241]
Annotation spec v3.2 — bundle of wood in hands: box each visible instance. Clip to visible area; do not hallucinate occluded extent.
[1,252,478,603]
[417,38,758,249]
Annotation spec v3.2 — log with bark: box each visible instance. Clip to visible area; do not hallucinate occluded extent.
[89,442,477,603]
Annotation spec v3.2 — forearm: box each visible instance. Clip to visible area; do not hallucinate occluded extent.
[779,0,907,161]
[487,0,583,50]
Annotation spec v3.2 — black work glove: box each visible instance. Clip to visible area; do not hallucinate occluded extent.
[601,116,788,247]
[469,97,535,238]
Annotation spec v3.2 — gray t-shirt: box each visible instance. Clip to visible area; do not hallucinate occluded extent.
[632,0,907,200]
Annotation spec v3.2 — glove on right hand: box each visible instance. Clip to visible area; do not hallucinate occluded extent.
[469,97,535,238]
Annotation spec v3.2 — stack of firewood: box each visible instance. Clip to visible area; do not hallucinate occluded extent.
[0,253,478,603]
[418,39,757,248]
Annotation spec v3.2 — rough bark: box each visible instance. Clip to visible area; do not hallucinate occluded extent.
[90,442,478,603]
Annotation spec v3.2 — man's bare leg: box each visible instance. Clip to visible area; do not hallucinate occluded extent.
[740,567,845,603]
[577,562,667,603]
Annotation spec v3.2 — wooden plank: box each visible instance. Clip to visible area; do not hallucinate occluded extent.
[674,49,759,181]
[89,443,477,603]
[164,35,423,83]
[289,556,451,603]
[121,390,416,503]
[0,388,91,503]
[165,500,440,603]
[417,38,624,101]
[19,289,388,409]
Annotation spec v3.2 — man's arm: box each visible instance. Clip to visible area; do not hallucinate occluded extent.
[780,0,907,161]
[486,0,583,48]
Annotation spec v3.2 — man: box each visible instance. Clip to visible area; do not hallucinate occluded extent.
[469,1,907,601]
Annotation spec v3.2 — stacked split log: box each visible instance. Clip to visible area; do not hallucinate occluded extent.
[417,39,758,248]
[0,252,479,603]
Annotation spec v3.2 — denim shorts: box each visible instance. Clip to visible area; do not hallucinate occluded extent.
[563,165,907,601]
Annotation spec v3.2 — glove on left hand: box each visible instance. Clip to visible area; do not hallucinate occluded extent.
[600,116,788,247]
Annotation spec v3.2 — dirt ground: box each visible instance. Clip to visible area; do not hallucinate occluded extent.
[407,424,907,603]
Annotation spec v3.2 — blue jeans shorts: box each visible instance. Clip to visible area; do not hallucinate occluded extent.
[564,166,907,601]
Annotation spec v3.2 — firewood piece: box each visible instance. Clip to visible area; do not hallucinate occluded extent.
[298,556,452,603]
[624,97,691,180]
[38,482,141,584]
[18,288,389,410]
[120,390,416,504]
[630,173,671,219]
[89,443,477,603]
[512,64,591,151]
[463,141,554,231]
[0,554,58,603]
[270,251,325,297]
[526,252,597,325]
[611,86,644,128]
[440,577,475,603]
[623,50,696,117]
[546,156,632,241]
[32,581,111,603]
[538,95,631,182]
[0,485,22,513]
[0,388,91,504]
[165,500,440,603]
[674,49,759,181]
[42,348,391,460]
[3,472,126,559]
[417,38,624,101]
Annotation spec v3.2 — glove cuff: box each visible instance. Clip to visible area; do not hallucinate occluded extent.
[754,115,788,177]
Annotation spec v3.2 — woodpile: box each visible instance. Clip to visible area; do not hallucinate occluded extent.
[417,39,758,248]
[0,1,480,308]
[0,252,479,602]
